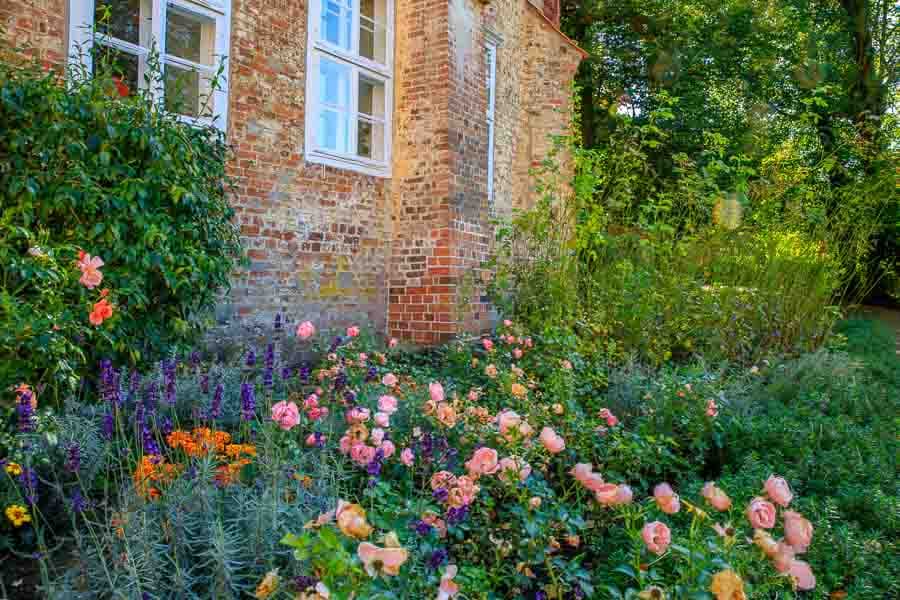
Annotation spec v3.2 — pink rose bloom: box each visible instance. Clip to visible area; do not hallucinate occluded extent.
[772,541,796,573]
[653,483,681,514]
[701,482,732,511]
[380,440,396,458]
[374,412,390,428]
[308,406,328,420]
[594,483,620,506]
[539,427,565,454]
[389,337,399,348]
[305,433,324,447]
[482,339,494,351]
[497,410,521,436]
[347,326,360,337]
[378,395,399,414]
[529,496,542,509]
[561,360,573,370]
[296,321,316,339]
[351,444,376,466]
[346,407,371,423]
[371,427,386,445]
[437,564,459,600]
[764,475,793,507]
[783,510,813,553]
[303,394,319,409]
[641,521,671,555]
[525,337,533,348]
[746,496,777,529]
[518,422,534,437]
[598,408,619,427]
[450,476,480,507]
[77,253,104,289]
[358,353,368,363]
[513,348,523,359]
[467,389,480,402]
[705,399,719,417]
[787,559,816,590]
[613,484,634,505]
[271,401,300,431]
[339,435,352,454]
[465,447,500,477]
[429,382,445,403]
[382,373,398,387]
[400,448,414,466]
[503,319,512,327]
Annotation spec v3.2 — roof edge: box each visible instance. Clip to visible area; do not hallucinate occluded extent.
[524,1,588,59]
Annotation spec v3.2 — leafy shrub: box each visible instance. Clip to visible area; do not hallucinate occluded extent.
[0,51,242,400]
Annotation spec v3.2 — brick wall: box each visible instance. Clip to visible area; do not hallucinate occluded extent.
[223,0,392,337]
[0,0,67,67]
[1,0,582,344]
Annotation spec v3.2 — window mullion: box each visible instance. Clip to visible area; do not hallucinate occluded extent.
[351,0,360,56]
[350,65,360,157]
[149,0,167,102]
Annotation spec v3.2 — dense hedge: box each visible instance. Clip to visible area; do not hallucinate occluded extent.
[0,56,242,399]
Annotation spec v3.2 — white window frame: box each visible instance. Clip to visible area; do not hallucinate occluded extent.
[486,42,497,207]
[67,0,231,132]
[305,0,394,178]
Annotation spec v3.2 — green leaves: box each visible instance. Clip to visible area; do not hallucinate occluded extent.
[0,54,242,397]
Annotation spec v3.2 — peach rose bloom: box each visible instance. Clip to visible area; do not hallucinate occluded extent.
[752,528,779,557]
[510,383,527,398]
[465,447,500,477]
[701,482,732,511]
[378,395,399,414]
[539,427,565,454]
[430,382,445,403]
[529,497,542,509]
[448,476,480,507]
[772,541,796,573]
[374,412,390,428]
[783,510,813,553]
[296,321,316,339]
[653,483,681,514]
[746,497,776,529]
[357,532,408,576]
[382,373,398,387]
[400,448,414,466]
[437,564,459,600]
[613,485,634,505]
[77,253,104,289]
[336,501,373,539]
[89,298,114,325]
[498,410,522,435]
[787,559,816,590]
[594,483,620,506]
[346,326,360,337]
[518,421,534,437]
[484,364,498,378]
[431,470,457,491]
[436,403,457,428]
[571,463,594,484]
[641,521,671,555]
[764,475,793,507]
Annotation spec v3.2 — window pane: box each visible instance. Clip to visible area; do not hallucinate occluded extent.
[93,46,140,96]
[321,0,352,51]
[165,63,212,118]
[95,0,142,45]
[359,0,388,63]
[165,5,216,66]
[358,77,385,119]
[319,110,351,154]
[356,118,384,161]
[320,57,351,109]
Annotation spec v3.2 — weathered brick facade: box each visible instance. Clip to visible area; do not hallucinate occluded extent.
[1,0,583,343]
